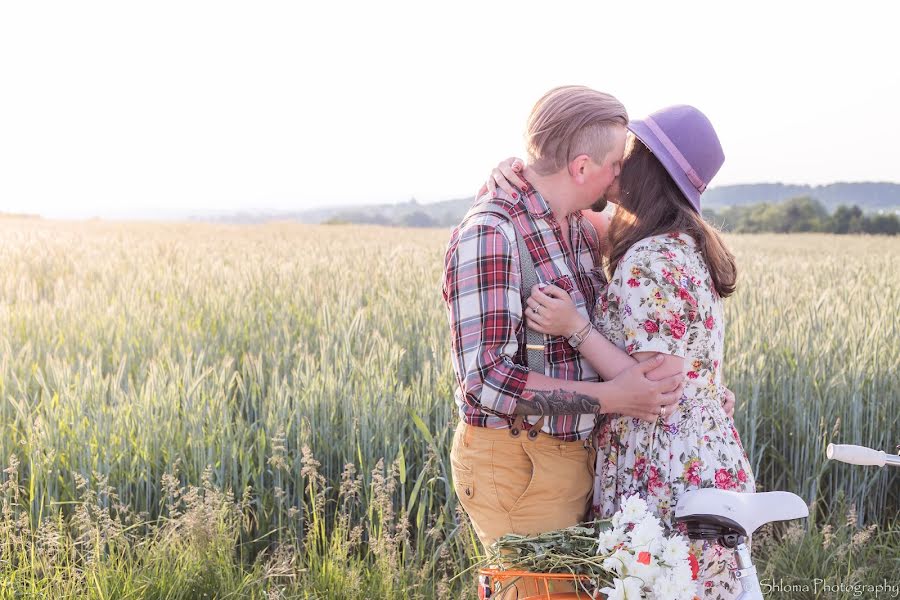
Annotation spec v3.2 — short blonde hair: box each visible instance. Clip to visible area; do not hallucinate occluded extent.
[525,86,628,175]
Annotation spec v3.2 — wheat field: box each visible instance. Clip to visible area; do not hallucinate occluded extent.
[0,219,897,598]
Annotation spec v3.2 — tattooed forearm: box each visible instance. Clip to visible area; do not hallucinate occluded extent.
[514,388,603,416]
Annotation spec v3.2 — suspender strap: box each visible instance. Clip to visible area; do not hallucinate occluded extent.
[463,202,545,375]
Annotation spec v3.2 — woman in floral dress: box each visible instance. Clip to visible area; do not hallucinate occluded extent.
[588,226,755,599]
[507,106,756,598]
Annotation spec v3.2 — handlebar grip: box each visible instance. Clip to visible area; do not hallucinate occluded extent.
[826,444,886,467]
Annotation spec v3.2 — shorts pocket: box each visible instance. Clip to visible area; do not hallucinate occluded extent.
[541,445,594,504]
[492,444,536,514]
[451,458,476,502]
[561,444,596,480]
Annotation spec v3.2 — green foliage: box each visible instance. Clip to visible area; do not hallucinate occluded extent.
[0,222,896,597]
[702,182,900,212]
[830,205,900,235]
[705,197,899,235]
[753,498,900,599]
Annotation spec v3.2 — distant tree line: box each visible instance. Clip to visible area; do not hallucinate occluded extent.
[322,209,456,228]
[322,196,899,235]
[703,197,899,235]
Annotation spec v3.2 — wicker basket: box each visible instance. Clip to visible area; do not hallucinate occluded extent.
[477,567,600,600]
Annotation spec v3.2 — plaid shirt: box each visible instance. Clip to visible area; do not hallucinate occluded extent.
[441,188,607,441]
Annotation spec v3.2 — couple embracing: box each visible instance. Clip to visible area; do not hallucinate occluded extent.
[441,86,755,598]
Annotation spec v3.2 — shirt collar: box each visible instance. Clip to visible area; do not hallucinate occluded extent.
[522,187,552,218]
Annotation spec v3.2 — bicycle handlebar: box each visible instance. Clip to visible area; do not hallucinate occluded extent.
[827,444,886,466]
[827,443,900,468]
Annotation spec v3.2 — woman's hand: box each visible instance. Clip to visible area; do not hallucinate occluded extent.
[524,284,586,338]
[602,356,685,422]
[476,157,529,199]
[722,387,736,418]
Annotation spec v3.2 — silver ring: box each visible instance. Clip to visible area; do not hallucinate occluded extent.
[660,405,666,418]
[535,305,542,315]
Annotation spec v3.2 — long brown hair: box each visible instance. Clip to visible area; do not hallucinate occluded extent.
[607,139,737,297]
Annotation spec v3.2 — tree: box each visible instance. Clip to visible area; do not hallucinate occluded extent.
[401,210,435,228]
[774,197,827,232]
[864,213,900,235]
[830,205,863,234]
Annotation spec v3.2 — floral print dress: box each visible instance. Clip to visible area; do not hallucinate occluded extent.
[591,232,756,599]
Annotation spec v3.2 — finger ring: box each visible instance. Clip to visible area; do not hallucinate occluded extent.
[660,406,666,418]
[535,305,542,315]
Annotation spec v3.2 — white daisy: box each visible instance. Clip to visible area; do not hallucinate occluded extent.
[659,535,690,565]
[629,516,664,549]
[602,548,633,577]
[600,576,644,600]
[617,494,650,526]
[597,526,627,554]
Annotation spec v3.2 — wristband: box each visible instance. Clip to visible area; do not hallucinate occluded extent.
[566,321,593,349]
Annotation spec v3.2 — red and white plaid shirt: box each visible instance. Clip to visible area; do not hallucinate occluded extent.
[441,188,607,441]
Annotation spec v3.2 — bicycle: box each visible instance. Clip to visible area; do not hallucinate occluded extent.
[675,442,899,600]
[477,442,898,599]
[477,489,809,600]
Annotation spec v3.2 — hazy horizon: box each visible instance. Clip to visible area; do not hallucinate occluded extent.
[4,178,898,221]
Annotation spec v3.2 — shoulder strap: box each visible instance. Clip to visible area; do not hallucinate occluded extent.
[463,202,545,375]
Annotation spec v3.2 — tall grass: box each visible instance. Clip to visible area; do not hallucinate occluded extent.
[724,235,899,525]
[0,221,896,597]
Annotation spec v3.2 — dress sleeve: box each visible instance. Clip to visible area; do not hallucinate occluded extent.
[612,246,701,358]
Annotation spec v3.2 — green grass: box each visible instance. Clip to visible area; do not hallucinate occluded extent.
[0,222,896,598]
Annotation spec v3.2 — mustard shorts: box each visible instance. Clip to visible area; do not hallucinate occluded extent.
[449,420,595,549]
[450,421,596,600]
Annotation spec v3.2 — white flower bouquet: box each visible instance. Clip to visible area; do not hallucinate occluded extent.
[596,495,699,600]
[475,494,699,600]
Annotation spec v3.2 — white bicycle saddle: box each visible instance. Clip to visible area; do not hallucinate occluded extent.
[675,489,808,537]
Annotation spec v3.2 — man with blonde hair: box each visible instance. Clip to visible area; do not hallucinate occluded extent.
[442,86,684,594]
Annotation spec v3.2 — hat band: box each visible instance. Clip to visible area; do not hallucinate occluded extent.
[644,117,707,193]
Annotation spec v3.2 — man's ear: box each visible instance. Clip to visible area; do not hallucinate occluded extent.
[569,154,591,184]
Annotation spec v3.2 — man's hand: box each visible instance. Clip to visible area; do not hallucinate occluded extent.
[606,355,684,422]
[722,387,736,418]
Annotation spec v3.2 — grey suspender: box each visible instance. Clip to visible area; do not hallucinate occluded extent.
[463,202,545,375]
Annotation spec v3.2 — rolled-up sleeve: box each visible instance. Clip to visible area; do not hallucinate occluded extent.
[442,218,529,417]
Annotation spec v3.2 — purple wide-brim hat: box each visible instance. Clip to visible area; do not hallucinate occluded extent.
[627,105,724,213]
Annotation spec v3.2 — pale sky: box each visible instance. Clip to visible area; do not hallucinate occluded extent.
[1,1,898,219]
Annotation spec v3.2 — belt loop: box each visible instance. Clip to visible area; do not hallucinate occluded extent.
[463,421,472,447]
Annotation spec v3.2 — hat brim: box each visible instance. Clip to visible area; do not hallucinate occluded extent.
[627,120,703,213]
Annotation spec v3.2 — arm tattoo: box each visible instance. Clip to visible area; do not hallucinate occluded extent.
[514,388,603,416]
